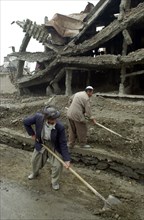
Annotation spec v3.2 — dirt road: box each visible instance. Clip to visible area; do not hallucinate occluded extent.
[1,180,97,220]
[1,144,144,220]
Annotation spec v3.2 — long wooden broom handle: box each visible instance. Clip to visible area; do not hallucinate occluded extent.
[95,122,133,142]
[42,144,109,204]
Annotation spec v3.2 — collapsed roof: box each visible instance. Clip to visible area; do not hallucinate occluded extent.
[8,0,144,96]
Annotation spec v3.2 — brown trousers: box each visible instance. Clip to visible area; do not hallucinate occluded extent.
[68,119,87,146]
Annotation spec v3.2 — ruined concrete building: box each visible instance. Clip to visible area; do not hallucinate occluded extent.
[8,0,144,96]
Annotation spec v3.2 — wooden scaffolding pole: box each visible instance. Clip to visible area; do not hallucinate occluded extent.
[65,69,72,96]
[119,0,131,95]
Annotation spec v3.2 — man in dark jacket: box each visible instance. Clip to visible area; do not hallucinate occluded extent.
[23,106,70,190]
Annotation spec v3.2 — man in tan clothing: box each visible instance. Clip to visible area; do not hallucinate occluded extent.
[67,86,96,148]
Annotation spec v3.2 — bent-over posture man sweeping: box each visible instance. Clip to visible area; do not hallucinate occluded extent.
[67,86,96,148]
[23,106,70,190]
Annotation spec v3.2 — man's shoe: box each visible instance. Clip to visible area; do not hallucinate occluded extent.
[28,173,38,180]
[52,183,60,190]
[81,144,91,148]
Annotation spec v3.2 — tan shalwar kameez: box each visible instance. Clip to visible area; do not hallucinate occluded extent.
[67,91,94,146]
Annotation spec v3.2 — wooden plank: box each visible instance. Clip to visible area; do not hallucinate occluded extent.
[62,3,144,55]
[35,28,42,40]
[8,51,56,62]
[118,0,127,21]
[28,22,37,36]
[25,21,33,34]
[39,31,46,42]
[17,34,31,79]
[119,0,131,95]
[50,68,65,85]
[66,0,111,45]
[23,19,30,32]
[17,58,58,87]
[95,93,144,100]
[121,49,144,65]
[44,42,59,53]
[65,69,72,95]
[122,29,132,45]
[125,70,144,78]
[51,49,144,70]
[33,26,39,38]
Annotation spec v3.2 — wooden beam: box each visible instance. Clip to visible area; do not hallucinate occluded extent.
[64,0,111,49]
[8,51,56,63]
[58,55,119,68]
[16,49,144,88]
[122,29,132,45]
[17,34,31,79]
[95,93,144,100]
[65,69,72,96]
[17,59,58,86]
[119,0,131,95]
[44,43,59,53]
[62,3,144,55]
[119,65,126,94]
[62,67,89,71]
[52,82,61,94]
[121,49,144,65]
[125,70,144,78]
[118,0,127,21]
[16,19,59,53]
[50,68,65,85]
[58,50,144,67]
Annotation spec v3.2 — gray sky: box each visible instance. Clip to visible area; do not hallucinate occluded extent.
[0,0,99,65]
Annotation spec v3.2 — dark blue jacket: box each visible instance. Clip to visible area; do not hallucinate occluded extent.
[23,113,70,161]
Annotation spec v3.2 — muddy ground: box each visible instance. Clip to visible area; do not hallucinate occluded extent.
[0,93,144,160]
[0,93,144,220]
[1,144,144,220]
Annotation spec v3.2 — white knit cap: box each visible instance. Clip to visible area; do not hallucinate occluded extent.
[85,86,94,90]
